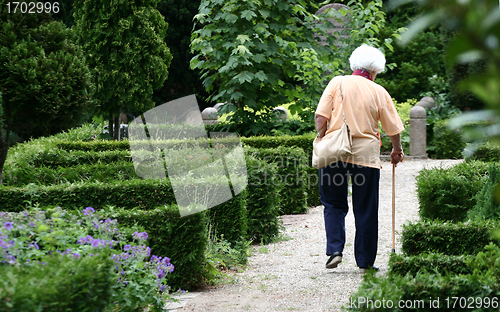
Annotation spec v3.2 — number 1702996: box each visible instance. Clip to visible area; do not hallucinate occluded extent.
[6,2,59,14]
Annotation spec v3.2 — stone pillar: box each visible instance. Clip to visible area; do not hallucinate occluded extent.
[201,107,219,125]
[409,105,427,158]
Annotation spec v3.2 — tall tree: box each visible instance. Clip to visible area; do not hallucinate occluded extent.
[0,0,95,184]
[73,0,172,139]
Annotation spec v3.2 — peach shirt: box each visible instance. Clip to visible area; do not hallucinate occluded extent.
[315,75,404,169]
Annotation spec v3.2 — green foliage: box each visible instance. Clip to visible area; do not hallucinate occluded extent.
[465,243,500,286]
[376,3,448,102]
[430,119,466,159]
[0,253,115,312]
[0,179,177,212]
[245,153,282,244]
[102,206,207,291]
[415,160,489,221]
[468,164,500,221]
[191,0,323,135]
[304,166,321,207]
[348,271,499,311]
[246,146,308,215]
[389,253,472,276]
[3,161,137,186]
[448,59,488,111]
[380,98,415,153]
[466,140,500,163]
[205,192,248,247]
[401,220,499,256]
[0,3,94,141]
[73,0,172,119]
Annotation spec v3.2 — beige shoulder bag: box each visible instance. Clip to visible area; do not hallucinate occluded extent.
[312,78,352,169]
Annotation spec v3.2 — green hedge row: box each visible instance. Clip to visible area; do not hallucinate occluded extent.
[29,149,131,168]
[401,220,500,256]
[430,119,467,159]
[388,253,472,276]
[0,179,176,212]
[245,154,281,244]
[101,206,207,291]
[246,146,308,215]
[0,254,115,311]
[349,271,499,312]
[416,160,490,222]
[3,161,138,186]
[467,140,500,163]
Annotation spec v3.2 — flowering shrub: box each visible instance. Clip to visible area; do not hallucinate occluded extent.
[0,207,176,311]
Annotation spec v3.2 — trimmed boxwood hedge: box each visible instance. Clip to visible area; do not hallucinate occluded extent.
[416,160,490,222]
[101,205,206,291]
[0,179,176,212]
[431,119,467,159]
[245,146,308,215]
[389,253,472,276]
[3,162,138,186]
[245,154,281,244]
[467,140,500,163]
[401,220,500,256]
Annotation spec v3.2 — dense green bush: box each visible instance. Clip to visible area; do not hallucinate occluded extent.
[241,134,314,162]
[416,160,489,221]
[466,140,500,163]
[0,254,115,312]
[0,179,176,211]
[304,166,321,207]
[102,206,206,291]
[467,164,500,221]
[376,3,447,103]
[430,119,466,159]
[205,192,248,247]
[245,153,282,244]
[246,146,308,214]
[29,149,131,168]
[348,271,499,311]
[3,161,137,186]
[389,253,472,276]
[401,220,499,256]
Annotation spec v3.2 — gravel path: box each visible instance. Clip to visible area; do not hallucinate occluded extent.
[179,158,463,312]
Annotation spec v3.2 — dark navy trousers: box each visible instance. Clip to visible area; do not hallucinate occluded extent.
[319,161,380,268]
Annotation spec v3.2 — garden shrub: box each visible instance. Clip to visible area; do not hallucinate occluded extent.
[241,134,314,164]
[431,119,466,159]
[0,179,176,212]
[348,271,499,311]
[467,164,500,221]
[416,160,489,222]
[0,253,115,312]
[245,154,282,244]
[102,205,207,291]
[380,98,415,154]
[466,140,500,163]
[389,253,472,276]
[3,161,137,186]
[304,166,321,207]
[246,146,308,215]
[401,220,500,256]
[30,149,131,168]
[0,207,176,310]
[205,191,248,247]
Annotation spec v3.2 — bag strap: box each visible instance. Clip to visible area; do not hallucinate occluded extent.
[340,77,347,123]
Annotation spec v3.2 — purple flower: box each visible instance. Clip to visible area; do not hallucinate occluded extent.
[24,211,28,217]
[29,222,35,227]
[29,241,39,250]
[72,253,80,259]
[133,231,148,241]
[4,222,13,230]
[77,235,93,244]
[124,244,131,251]
[83,207,95,216]
[159,285,166,292]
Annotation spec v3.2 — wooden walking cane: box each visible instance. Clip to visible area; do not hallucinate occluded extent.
[392,163,396,253]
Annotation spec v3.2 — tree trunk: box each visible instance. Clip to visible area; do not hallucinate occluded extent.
[114,115,120,140]
[0,129,10,185]
[108,115,114,139]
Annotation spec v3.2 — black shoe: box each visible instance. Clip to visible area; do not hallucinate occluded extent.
[359,265,379,273]
[326,252,342,269]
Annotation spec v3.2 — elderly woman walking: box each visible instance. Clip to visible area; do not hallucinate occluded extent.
[315,44,404,273]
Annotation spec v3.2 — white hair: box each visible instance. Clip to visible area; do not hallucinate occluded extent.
[349,44,386,74]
